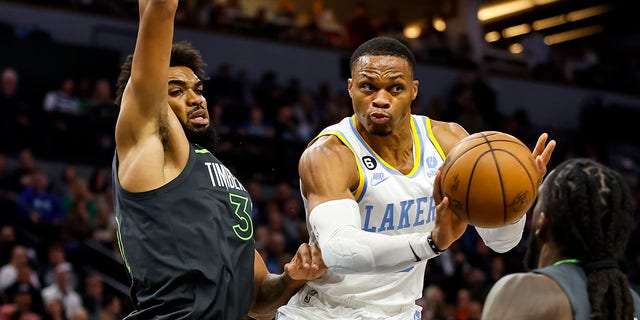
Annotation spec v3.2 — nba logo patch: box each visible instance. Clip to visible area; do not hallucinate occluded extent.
[426,156,439,168]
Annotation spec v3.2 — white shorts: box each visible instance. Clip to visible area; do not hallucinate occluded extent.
[276,285,422,320]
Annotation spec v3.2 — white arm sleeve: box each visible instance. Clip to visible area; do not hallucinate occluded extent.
[308,199,440,274]
[474,216,526,253]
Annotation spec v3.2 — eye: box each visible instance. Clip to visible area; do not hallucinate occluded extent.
[194,88,204,95]
[169,89,182,97]
[391,84,403,93]
[360,83,375,92]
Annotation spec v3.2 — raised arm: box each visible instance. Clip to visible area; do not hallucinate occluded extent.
[300,136,442,274]
[115,0,184,192]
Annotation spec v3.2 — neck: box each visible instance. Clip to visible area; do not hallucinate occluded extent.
[537,243,569,268]
[357,118,414,173]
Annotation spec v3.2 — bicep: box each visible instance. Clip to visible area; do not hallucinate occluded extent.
[298,137,359,212]
[430,120,469,155]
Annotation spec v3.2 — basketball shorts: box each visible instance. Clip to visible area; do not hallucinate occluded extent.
[276,285,422,320]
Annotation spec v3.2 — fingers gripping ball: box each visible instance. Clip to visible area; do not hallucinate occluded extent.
[440,131,539,228]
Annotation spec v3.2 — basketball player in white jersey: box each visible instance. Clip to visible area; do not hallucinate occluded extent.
[276,37,556,319]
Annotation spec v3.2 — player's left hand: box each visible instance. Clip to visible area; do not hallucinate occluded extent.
[284,243,327,281]
[531,133,556,184]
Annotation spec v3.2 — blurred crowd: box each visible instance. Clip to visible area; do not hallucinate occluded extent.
[1,1,640,320]
[2,0,637,95]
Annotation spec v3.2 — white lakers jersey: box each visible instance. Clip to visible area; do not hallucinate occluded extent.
[301,115,446,313]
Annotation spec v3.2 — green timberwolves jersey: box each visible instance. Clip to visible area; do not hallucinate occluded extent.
[112,144,254,319]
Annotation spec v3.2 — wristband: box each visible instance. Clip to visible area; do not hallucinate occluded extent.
[427,232,445,254]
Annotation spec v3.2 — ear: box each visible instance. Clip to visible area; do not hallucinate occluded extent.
[347,78,353,98]
[412,79,419,100]
[534,212,548,240]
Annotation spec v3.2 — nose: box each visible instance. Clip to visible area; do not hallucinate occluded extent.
[187,89,204,107]
[371,89,391,109]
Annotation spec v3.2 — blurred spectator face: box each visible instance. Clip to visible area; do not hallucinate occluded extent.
[49,245,65,265]
[85,274,103,297]
[11,246,29,266]
[33,172,49,191]
[13,291,33,312]
[54,264,71,290]
[104,295,122,315]
[1,68,18,96]
[93,79,112,103]
[0,225,15,243]
[15,265,32,284]
[45,299,65,317]
[18,150,36,170]
[61,78,75,94]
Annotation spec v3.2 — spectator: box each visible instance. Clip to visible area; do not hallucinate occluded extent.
[0,246,39,293]
[41,264,83,319]
[38,243,77,290]
[97,294,121,320]
[42,77,80,159]
[0,68,34,154]
[3,265,44,315]
[16,171,64,242]
[0,226,17,265]
[80,273,104,320]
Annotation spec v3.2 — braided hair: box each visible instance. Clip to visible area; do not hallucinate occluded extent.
[542,158,634,319]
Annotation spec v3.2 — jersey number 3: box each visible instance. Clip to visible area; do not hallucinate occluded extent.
[229,193,254,240]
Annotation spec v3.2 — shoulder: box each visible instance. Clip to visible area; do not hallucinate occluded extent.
[301,135,354,164]
[482,272,572,320]
[429,120,469,155]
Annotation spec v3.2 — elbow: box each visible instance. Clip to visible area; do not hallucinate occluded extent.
[485,235,522,253]
[320,237,374,274]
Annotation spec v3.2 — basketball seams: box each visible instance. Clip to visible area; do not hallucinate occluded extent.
[441,131,536,228]
[484,142,508,225]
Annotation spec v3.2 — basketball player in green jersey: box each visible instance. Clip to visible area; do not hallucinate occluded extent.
[112,1,326,319]
[482,158,640,320]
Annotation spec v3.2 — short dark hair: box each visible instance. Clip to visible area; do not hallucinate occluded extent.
[114,41,209,106]
[349,37,416,74]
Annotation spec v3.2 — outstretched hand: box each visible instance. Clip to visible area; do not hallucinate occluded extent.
[284,243,327,281]
[431,169,468,252]
[531,133,556,185]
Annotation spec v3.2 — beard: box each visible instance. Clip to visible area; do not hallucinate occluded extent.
[523,231,541,271]
[181,122,219,153]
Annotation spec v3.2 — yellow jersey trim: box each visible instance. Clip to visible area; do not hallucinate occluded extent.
[426,117,446,160]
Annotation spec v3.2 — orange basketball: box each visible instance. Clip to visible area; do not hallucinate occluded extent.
[440,131,540,228]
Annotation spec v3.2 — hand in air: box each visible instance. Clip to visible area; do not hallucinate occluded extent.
[431,169,468,251]
[284,243,327,281]
[531,133,556,184]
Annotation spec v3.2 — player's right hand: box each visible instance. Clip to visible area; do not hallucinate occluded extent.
[431,169,467,251]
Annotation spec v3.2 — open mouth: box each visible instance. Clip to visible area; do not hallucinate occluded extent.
[370,111,390,124]
[189,109,209,126]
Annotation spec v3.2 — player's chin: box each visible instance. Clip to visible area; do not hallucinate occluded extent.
[369,126,392,136]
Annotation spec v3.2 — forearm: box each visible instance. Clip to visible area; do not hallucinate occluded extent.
[310,199,439,274]
[248,272,305,319]
[475,216,526,252]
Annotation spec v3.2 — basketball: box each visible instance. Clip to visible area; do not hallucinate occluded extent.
[440,131,540,228]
